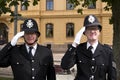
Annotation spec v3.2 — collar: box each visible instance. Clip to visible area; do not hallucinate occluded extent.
[25,44,37,52]
[87,41,98,53]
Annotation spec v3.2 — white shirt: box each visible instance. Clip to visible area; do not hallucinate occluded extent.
[26,44,37,56]
[87,42,98,54]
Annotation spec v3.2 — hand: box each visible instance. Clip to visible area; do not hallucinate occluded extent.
[11,31,24,46]
[72,27,85,47]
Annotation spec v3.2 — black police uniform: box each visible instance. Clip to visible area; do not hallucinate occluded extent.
[0,43,56,80]
[61,42,116,80]
[0,18,56,80]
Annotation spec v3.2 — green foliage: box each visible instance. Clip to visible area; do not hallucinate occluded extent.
[33,0,39,5]
[9,0,19,7]
[101,0,112,11]
[21,0,30,7]
[0,0,11,14]
[0,0,40,16]
[68,0,112,14]
[77,8,83,14]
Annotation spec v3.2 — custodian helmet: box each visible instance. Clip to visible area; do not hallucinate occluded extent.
[22,18,40,37]
[83,15,102,31]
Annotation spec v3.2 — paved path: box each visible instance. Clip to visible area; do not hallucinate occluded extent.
[57,74,75,80]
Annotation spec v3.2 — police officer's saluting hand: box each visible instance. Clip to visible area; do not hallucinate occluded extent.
[61,14,117,80]
[0,18,56,80]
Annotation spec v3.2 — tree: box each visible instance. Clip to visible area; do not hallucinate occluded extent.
[69,0,120,79]
[0,0,39,17]
[112,1,120,79]
[0,0,40,35]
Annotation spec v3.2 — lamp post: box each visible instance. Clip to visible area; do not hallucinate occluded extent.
[14,4,26,35]
[14,4,18,35]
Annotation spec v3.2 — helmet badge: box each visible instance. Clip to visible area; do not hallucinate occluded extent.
[26,20,34,28]
[88,15,95,23]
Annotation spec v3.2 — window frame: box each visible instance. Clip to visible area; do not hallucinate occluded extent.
[66,0,74,10]
[88,1,96,9]
[66,23,74,37]
[46,0,54,11]
[0,23,8,44]
[46,23,54,38]
[21,0,28,11]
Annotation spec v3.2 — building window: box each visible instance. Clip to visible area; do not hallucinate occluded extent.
[0,23,8,45]
[66,0,74,10]
[66,23,74,37]
[46,23,53,38]
[88,1,96,9]
[21,0,28,10]
[46,0,53,10]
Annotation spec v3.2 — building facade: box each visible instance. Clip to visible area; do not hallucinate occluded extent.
[0,0,113,46]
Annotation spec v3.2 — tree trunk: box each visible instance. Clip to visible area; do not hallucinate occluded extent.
[112,0,120,79]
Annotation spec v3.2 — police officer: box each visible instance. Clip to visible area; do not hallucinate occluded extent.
[61,14,116,80]
[0,18,56,80]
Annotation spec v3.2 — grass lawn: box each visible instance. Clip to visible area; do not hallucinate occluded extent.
[0,77,13,80]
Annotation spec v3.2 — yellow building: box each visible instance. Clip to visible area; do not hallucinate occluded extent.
[0,0,113,46]
[0,0,114,74]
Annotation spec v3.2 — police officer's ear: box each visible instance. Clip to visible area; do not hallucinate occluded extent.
[36,32,41,37]
[83,27,87,35]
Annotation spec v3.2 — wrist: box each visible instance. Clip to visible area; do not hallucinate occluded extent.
[72,42,78,48]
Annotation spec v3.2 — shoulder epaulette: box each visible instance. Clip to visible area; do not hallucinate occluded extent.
[103,44,112,49]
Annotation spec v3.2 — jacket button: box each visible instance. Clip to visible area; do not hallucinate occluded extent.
[32,60,34,62]
[102,64,104,66]
[69,48,72,51]
[92,66,94,69]
[16,62,19,64]
[32,76,35,79]
[32,68,35,71]
[92,58,95,61]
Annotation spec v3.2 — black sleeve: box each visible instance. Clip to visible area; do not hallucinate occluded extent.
[61,45,76,70]
[108,51,117,80]
[0,42,13,67]
[104,44,117,80]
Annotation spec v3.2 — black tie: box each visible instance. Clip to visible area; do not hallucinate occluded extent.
[29,47,33,59]
[88,46,93,52]
[88,46,93,57]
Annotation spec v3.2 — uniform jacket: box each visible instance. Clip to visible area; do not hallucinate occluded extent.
[61,42,116,80]
[0,43,56,80]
